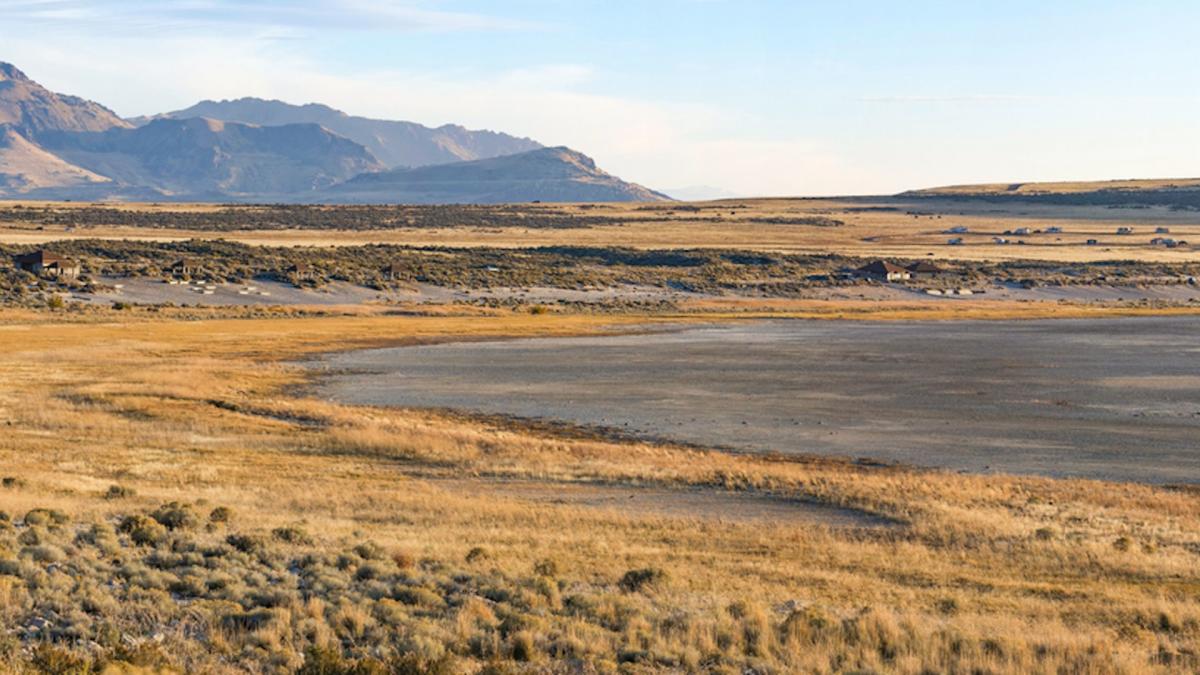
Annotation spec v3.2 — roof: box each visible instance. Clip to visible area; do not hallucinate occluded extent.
[857,260,909,275]
[14,250,68,266]
[906,261,944,273]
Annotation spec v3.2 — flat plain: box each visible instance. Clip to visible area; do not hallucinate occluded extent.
[3,197,1200,262]
[0,195,1197,673]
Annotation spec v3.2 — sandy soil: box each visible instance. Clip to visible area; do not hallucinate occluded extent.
[312,318,1200,484]
[66,274,1200,309]
[433,478,892,527]
[75,277,708,307]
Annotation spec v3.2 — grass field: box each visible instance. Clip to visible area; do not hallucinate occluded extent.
[3,198,1200,263]
[0,310,1197,673]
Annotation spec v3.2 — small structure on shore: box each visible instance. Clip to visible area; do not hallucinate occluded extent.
[170,258,199,278]
[13,250,80,279]
[287,262,315,281]
[380,262,406,281]
[1151,237,1188,249]
[856,260,911,282]
[906,261,945,278]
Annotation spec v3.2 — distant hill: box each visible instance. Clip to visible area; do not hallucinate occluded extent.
[903,178,1200,208]
[0,126,112,192]
[137,97,542,169]
[323,146,671,204]
[0,62,129,139]
[36,117,384,198]
[0,61,667,203]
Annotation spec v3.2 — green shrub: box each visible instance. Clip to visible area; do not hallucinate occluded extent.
[353,541,385,560]
[119,515,168,546]
[618,567,667,593]
[105,484,137,500]
[20,544,65,563]
[226,533,265,553]
[150,501,200,530]
[209,506,233,523]
[23,508,69,527]
[393,586,445,609]
[273,525,314,545]
[509,631,538,661]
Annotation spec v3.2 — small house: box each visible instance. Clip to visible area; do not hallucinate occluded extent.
[947,237,963,245]
[906,261,944,278]
[1116,227,1134,235]
[1086,239,1099,246]
[1045,226,1063,234]
[13,251,80,279]
[380,262,405,281]
[856,261,911,282]
[170,258,199,278]
[993,237,1009,245]
[944,226,969,234]
[1013,227,1031,236]
[1156,227,1171,234]
[287,263,315,281]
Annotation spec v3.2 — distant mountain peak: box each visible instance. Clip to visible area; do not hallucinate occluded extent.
[0,62,29,82]
[327,145,670,204]
[145,97,543,169]
[541,146,597,171]
[0,61,668,204]
[0,62,130,139]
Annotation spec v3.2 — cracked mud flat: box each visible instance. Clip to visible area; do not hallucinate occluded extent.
[313,317,1200,484]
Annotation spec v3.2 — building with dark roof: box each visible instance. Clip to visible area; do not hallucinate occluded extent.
[14,251,80,279]
[856,260,911,281]
[905,261,945,278]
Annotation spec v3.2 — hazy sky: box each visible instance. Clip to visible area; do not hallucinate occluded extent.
[3,0,1199,197]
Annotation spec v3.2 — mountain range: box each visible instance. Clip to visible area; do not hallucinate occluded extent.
[0,62,668,203]
[134,98,542,169]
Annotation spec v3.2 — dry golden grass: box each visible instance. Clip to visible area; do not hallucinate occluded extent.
[3,197,1200,263]
[910,177,1200,195]
[0,311,1197,673]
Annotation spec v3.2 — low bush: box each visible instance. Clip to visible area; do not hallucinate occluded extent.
[618,567,667,593]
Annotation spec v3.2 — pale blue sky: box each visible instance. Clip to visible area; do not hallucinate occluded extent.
[3,0,1198,196]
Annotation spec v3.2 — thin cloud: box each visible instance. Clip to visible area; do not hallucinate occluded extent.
[858,94,1038,103]
[0,0,538,34]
